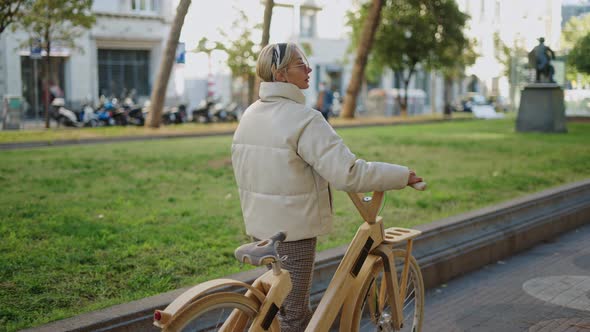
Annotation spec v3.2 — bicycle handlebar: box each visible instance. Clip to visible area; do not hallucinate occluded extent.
[410,181,427,191]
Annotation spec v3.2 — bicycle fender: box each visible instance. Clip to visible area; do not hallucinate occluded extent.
[155,278,266,326]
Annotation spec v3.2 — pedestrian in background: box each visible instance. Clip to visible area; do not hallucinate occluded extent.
[316,81,334,122]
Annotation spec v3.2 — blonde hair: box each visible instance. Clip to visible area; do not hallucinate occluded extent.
[256,43,308,82]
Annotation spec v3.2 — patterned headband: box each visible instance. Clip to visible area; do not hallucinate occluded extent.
[271,43,287,69]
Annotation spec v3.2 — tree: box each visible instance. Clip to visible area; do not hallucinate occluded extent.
[146,0,191,128]
[341,0,383,119]
[252,0,274,101]
[561,14,590,87]
[347,0,471,116]
[569,33,590,75]
[0,0,28,35]
[18,0,95,128]
[493,33,526,111]
[217,10,259,105]
[440,36,477,118]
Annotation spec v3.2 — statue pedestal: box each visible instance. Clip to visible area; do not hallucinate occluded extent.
[516,83,567,133]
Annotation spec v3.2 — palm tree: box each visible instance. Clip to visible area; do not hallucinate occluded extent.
[341,0,383,119]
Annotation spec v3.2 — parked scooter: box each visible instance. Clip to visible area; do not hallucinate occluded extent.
[51,98,81,127]
[211,101,240,122]
[109,98,128,126]
[123,97,145,126]
[96,99,116,126]
[78,101,99,127]
[191,98,215,123]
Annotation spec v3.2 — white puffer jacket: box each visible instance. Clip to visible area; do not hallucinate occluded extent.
[231,82,410,241]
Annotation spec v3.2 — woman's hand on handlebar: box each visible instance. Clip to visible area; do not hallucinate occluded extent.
[408,170,422,186]
[408,170,427,191]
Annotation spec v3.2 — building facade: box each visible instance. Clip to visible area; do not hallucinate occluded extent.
[0,0,179,119]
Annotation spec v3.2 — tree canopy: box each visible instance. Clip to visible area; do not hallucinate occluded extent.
[17,0,95,128]
[561,13,590,86]
[347,0,473,114]
[569,32,590,75]
[0,0,28,35]
[216,9,263,105]
[18,0,95,53]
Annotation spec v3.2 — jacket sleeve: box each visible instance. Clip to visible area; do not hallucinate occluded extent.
[297,113,410,193]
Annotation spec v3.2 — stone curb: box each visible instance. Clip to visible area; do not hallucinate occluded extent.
[22,179,590,331]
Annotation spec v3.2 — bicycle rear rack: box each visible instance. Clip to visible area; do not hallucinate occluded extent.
[383,227,422,244]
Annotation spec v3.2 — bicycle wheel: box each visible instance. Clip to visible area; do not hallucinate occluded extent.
[348,249,424,332]
[163,292,262,332]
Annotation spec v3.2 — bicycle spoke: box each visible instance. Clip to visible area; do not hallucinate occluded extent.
[215,308,226,328]
[348,250,423,332]
[403,293,415,312]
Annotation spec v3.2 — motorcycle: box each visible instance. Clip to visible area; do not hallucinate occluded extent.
[78,101,99,127]
[211,101,240,122]
[109,98,128,126]
[123,97,145,126]
[162,104,187,125]
[51,98,82,127]
[96,99,116,126]
[191,98,215,123]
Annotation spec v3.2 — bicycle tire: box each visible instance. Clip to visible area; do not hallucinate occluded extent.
[163,292,261,332]
[345,249,424,332]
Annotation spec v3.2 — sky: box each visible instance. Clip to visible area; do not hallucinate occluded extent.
[178,0,351,79]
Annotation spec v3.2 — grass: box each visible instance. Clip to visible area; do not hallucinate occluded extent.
[1,118,589,331]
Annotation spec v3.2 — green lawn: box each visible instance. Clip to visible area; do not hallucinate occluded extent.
[1,118,589,331]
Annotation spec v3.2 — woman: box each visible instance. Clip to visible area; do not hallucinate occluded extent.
[231,43,422,331]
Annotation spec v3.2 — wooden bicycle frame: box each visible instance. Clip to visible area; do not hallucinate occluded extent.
[155,191,420,332]
[237,191,418,332]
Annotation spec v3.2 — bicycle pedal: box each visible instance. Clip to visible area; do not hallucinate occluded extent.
[383,227,421,244]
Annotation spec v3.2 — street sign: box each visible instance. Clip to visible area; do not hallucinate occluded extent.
[176,42,185,64]
[30,39,42,60]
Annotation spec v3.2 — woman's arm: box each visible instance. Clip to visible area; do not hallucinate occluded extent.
[297,113,417,193]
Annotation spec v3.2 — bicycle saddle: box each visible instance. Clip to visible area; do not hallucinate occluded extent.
[234,232,286,266]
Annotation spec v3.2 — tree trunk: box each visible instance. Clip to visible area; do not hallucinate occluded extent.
[443,76,453,119]
[341,0,383,119]
[44,28,51,129]
[146,0,191,128]
[399,65,417,117]
[253,0,274,101]
[402,80,409,117]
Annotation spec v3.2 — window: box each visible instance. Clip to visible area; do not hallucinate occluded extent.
[300,9,316,38]
[131,0,158,13]
[98,49,150,98]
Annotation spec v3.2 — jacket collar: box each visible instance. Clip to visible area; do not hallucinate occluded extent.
[259,82,306,105]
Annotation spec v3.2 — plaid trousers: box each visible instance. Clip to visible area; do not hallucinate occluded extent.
[267,237,317,332]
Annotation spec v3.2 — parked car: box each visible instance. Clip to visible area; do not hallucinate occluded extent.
[453,93,489,113]
[453,92,505,119]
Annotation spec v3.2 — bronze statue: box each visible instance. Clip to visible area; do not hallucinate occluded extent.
[528,37,555,83]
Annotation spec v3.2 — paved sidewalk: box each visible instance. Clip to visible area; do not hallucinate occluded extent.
[422,223,590,332]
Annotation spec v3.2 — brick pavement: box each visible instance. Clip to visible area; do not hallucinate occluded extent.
[422,223,590,332]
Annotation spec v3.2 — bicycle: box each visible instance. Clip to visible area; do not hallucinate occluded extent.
[154,183,427,332]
